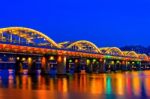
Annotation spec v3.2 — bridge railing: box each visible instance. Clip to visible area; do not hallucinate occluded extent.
[0,41,146,61]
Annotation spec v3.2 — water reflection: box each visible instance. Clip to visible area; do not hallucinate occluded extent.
[0,71,150,99]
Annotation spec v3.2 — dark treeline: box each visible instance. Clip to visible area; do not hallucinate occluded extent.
[120,45,150,55]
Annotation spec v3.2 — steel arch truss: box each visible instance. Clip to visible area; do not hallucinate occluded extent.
[123,51,138,58]
[138,54,149,60]
[66,40,101,53]
[99,47,123,56]
[0,27,60,48]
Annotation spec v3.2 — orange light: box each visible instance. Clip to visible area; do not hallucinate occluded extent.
[57,56,62,62]
[41,57,46,67]
[75,59,78,63]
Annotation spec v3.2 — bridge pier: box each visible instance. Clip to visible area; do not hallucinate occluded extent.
[115,60,122,71]
[104,60,115,72]
[0,50,148,76]
[121,61,126,71]
[101,60,128,72]
[78,58,87,74]
[99,59,106,73]
[27,56,42,75]
[87,58,101,73]
[15,56,25,74]
[135,61,141,71]
[66,58,79,74]
[40,55,67,75]
[56,56,66,75]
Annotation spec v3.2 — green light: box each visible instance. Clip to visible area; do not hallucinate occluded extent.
[69,59,72,63]
[137,61,140,64]
[93,59,96,62]
[106,76,112,94]
[117,60,120,63]
[105,55,112,59]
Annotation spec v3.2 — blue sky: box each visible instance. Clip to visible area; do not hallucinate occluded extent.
[0,0,150,47]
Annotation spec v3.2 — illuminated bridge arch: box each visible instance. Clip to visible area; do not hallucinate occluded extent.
[99,47,123,56]
[138,54,149,60]
[58,41,70,48]
[123,51,138,58]
[0,27,60,48]
[66,40,101,53]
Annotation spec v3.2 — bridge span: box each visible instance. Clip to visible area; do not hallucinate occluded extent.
[0,27,149,75]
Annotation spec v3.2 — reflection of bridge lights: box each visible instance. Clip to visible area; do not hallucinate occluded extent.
[23,69,28,75]
[62,78,68,93]
[106,76,112,94]
[8,69,15,75]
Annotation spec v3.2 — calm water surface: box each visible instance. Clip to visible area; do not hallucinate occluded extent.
[0,71,150,99]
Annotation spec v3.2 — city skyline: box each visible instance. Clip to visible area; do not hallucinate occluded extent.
[1,0,150,47]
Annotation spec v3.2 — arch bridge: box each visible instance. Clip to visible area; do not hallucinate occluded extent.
[0,27,149,74]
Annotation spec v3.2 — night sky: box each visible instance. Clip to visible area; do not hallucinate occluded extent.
[0,0,150,47]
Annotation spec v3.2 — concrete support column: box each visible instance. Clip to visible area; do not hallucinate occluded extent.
[66,58,76,74]
[56,56,66,75]
[115,60,122,71]
[86,59,92,73]
[100,59,106,73]
[121,61,126,71]
[110,60,115,72]
[99,58,104,73]
[90,59,100,73]
[79,58,86,74]
[131,61,135,70]
[74,58,80,73]
[126,61,131,71]
[135,61,141,71]
[39,56,48,74]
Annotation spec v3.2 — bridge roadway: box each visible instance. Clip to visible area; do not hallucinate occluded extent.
[0,27,149,75]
